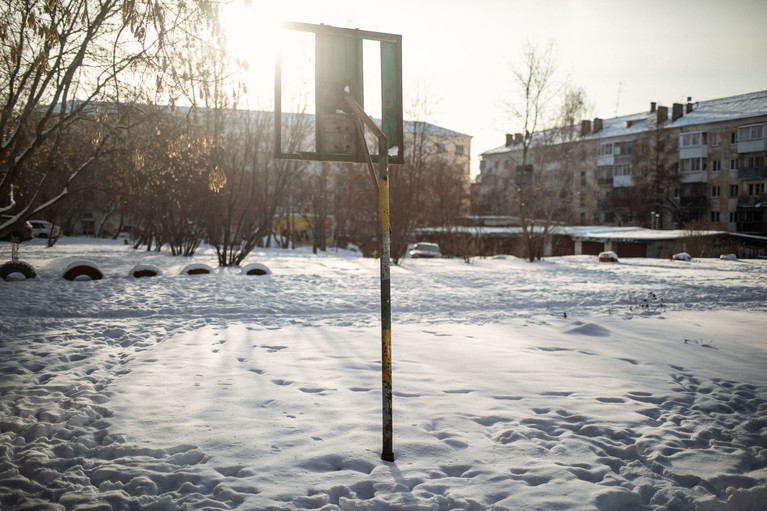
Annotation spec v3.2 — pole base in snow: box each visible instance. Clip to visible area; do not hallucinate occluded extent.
[381,451,394,462]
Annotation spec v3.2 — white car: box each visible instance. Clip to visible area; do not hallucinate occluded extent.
[409,242,442,259]
[29,220,61,239]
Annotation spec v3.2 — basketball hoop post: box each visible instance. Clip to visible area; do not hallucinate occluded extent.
[275,22,401,462]
[343,92,394,462]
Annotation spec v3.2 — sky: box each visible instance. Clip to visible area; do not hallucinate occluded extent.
[222,0,767,177]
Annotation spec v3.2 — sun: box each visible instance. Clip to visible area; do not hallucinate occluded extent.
[220,0,317,109]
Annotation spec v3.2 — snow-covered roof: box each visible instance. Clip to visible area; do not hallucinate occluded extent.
[50,101,471,140]
[670,90,767,128]
[418,224,767,243]
[483,90,767,156]
[403,120,470,138]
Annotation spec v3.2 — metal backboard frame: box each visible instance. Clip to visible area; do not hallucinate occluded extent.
[274,22,404,165]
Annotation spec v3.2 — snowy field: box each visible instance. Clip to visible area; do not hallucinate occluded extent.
[1,237,766,511]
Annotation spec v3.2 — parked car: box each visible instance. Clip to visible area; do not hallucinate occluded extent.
[0,215,34,243]
[29,220,61,239]
[409,242,442,259]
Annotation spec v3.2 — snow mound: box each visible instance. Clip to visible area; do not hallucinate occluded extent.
[565,322,611,337]
[598,251,619,262]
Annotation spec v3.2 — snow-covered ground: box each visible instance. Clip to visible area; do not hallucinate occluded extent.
[1,237,766,511]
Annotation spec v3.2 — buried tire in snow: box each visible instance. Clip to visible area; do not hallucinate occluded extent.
[242,263,272,276]
[63,261,104,281]
[0,261,37,280]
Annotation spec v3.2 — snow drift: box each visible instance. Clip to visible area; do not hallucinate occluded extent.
[1,237,766,510]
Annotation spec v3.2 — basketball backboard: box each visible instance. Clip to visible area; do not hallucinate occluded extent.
[274,22,403,165]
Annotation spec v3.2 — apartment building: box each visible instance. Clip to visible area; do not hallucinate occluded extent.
[477,90,767,235]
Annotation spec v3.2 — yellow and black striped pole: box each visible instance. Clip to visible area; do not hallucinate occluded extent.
[378,136,394,462]
[344,93,394,462]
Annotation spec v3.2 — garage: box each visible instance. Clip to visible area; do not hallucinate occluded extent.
[616,242,647,258]
[581,241,604,256]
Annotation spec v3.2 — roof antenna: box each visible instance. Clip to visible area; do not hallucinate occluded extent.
[615,82,623,117]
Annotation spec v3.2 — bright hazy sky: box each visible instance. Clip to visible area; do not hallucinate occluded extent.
[223,0,767,177]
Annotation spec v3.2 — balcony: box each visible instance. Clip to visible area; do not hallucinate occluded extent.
[597,199,613,210]
[738,194,767,206]
[680,195,707,212]
[738,167,766,179]
[737,139,766,153]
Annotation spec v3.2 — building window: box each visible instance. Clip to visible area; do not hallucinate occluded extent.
[598,143,613,156]
[743,155,764,168]
[738,124,764,142]
[81,212,95,235]
[712,159,721,172]
[729,211,737,223]
[455,145,465,156]
[730,159,737,170]
[680,132,703,147]
[711,211,720,222]
[730,184,739,196]
[614,141,633,155]
[436,143,446,153]
[731,132,737,144]
[712,133,722,147]
[679,157,707,172]
[613,163,632,176]
[749,183,765,196]
[711,185,720,197]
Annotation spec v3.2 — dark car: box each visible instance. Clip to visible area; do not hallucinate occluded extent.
[0,215,34,243]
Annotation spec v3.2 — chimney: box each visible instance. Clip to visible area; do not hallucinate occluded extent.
[686,102,693,114]
[657,105,668,124]
[505,134,514,146]
[650,102,657,113]
[672,103,683,121]
[593,118,603,133]
[515,133,523,144]
[580,120,591,137]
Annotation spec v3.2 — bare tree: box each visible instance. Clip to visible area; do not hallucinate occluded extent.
[0,0,222,239]
[633,121,682,229]
[295,162,331,254]
[388,84,448,262]
[505,40,583,261]
[329,162,377,252]
[202,108,311,267]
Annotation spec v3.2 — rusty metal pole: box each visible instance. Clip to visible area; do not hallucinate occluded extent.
[343,93,393,462]
[378,135,394,462]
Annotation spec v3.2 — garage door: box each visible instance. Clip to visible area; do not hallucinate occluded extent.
[581,241,604,255]
[552,236,575,256]
[617,242,646,258]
